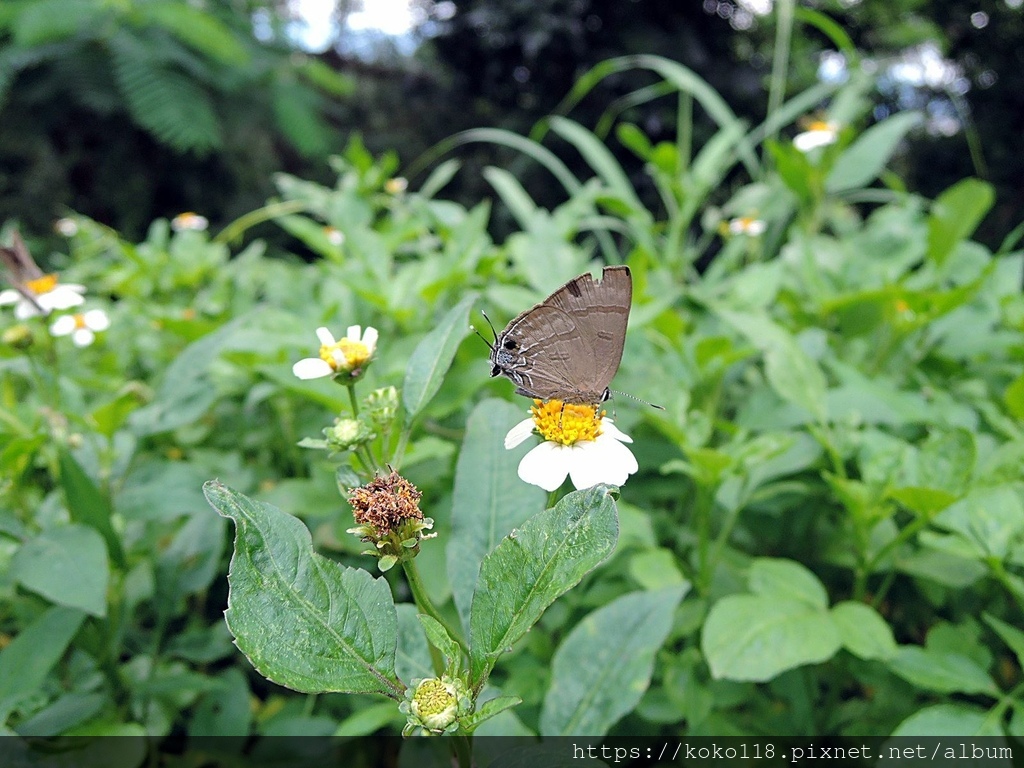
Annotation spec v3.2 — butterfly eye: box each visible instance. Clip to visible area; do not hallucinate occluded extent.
[504,340,517,350]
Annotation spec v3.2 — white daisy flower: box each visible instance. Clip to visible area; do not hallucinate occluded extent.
[0,275,86,319]
[727,216,767,236]
[292,325,379,381]
[54,218,79,237]
[504,399,639,492]
[324,226,344,246]
[171,212,209,232]
[49,309,110,347]
[793,120,840,152]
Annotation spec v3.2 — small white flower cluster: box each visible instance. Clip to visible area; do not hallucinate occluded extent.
[0,233,109,346]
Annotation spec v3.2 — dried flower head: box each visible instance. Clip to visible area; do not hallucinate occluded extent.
[347,470,435,571]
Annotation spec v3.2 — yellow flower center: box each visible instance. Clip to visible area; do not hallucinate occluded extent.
[25,274,58,295]
[807,119,833,132]
[894,299,910,313]
[72,313,87,329]
[532,399,603,446]
[320,338,370,370]
[414,679,455,717]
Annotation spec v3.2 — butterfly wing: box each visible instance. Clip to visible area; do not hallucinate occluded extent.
[490,265,631,404]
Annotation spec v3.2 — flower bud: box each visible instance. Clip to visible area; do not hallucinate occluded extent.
[400,675,472,736]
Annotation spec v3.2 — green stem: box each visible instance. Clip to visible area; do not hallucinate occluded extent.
[346,383,360,417]
[766,0,795,148]
[403,559,469,660]
[452,734,474,768]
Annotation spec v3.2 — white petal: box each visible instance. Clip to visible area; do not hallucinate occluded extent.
[568,437,638,490]
[292,357,333,379]
[793,130,836,152]
[362,326,379,354]
[71,328,95,347]
[747,220,767,235]
[346,325,361,341]
[50,315,77,336]
[600,418,633,443]
[14,300,44,319]
[0,289,21,306]
[83,309,110,331]
[504,418,537,449]
[315,327,335,346]
[39,285,86,311]
[517,442,570,492]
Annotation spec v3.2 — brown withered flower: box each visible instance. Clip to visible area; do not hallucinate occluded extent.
[347,469,435,572]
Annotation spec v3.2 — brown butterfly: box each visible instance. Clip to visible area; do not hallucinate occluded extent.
[479,266,662,409]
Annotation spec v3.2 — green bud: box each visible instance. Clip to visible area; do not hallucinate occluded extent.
[363,386,399,428]
[399,675,473,736]
[324,417,373,452]
[2,324,34,350]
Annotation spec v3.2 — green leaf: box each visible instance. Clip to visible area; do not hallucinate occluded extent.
[334,701,403,737]
[718,310,826,423]
[549,117,646,216]
[448,399,545,629]
[0,607,85,719]
[830,601,897,660]
[417,614,462,675]
[12,525,109,617]
[983,613,1024,671]
[189,668,252,737]
[395,604,433,685]
[748,557,828,609]
[462,695,523,733]
[702,596,840,682]
[58,449,125,568]
[1004,372,1024,421]
[891,704,1001,737]
[482,167,539,230]
[926,178,994,267]
[540,587,685,736]
[826,112,922,192]
[204,481,403,697]
[137,2,250,65]
[887,646,997,695]
[934,485,1024,560]
[469,485,619,685]
[402,293,477,417]
[628,548,688,591]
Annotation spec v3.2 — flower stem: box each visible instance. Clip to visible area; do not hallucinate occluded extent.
[402,559,469,660]
[346,383,359,417]
[452,734,474,768]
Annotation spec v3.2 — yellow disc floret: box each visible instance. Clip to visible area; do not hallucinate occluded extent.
[806,119,832,132]
[25,274,58,295]
[531,399,603,446]
[320,338,371,371]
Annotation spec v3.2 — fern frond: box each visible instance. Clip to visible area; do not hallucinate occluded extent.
[110,33,223,153]
[134,1,250,67]
[11,0,109,46]
[271,78,331,157]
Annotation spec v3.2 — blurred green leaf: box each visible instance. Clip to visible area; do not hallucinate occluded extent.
[830,601,897,660]
[0,607,85,720]
[540,587,685,736]
[891,704,1001,737]
[926,179,995,267]
[826,112,922,193]
[12,525,109,617]
[402,294,477,417]
[205,481,403,697]
[748,558,829,609]
[469,485,619,685]
[887,646,997,695]
[58,449,125,568]
[702,596,840,682]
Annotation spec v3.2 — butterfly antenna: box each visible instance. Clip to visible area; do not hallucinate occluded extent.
[469,310,497,350]
[610,389,665,411]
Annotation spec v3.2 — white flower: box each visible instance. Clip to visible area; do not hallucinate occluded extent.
[384,177,408,194]
[54,218,79,237]
[171,212,209,232]
[323,226,344,246]
[793,120,840,152]
[0,276,86,320]
[505,400,639,492]
[49,309,110,347]
[292,325,379,380]
[728,216,767,236]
